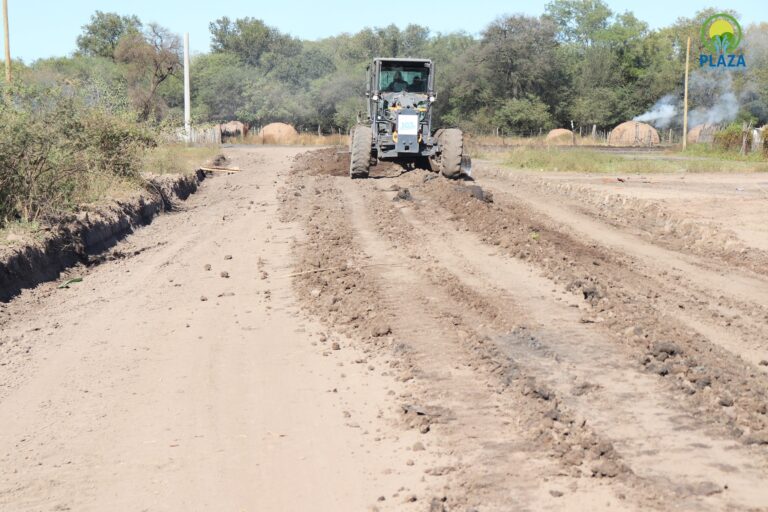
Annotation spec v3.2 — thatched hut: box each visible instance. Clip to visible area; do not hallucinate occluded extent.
[687,124,718,144]
[219,121,249,139]
[545,128,574,145]
[608,121,660,146]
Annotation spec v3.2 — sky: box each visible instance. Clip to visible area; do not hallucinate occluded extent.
[6,0,767,63]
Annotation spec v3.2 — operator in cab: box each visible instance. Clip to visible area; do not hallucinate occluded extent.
[387,71,408,92]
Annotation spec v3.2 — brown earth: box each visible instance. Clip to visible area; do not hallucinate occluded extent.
[2,146,768,511]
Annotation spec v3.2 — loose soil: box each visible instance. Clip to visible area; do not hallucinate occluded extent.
[1,146,768,511]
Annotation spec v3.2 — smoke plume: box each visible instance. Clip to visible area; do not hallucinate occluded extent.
[687,72,739,127]
[634,71,741,130]
[633,95,678,128]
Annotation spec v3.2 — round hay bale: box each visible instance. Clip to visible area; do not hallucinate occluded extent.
[608,121,660,146]
[258,123,298,143]
[545,128,574,145]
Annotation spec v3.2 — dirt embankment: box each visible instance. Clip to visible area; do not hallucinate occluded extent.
[0,171,205,302]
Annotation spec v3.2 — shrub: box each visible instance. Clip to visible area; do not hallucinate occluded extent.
[0,80,157,226]
[713,123,751,152]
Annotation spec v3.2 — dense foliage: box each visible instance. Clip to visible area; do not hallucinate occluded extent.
[17,3,768,136]
[1,3,766,226]
[0,81,157,224]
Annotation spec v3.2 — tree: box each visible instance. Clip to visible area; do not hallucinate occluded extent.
[115,23,181,121]
[494,96,554,133]
[191,53,257,122]
[209,17,300,69]
[401,25,430,56]
[76,11,142,60]
[269,46,336,90]
[479,15,561,100]
[545,0,613,45]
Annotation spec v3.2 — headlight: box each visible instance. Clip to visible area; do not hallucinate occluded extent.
[429,96,436,103]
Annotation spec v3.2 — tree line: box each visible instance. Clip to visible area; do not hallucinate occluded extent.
[18,3,768,134]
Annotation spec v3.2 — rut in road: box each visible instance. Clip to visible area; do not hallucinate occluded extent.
[285,173,637,510]
[285,150,768,510]
[409,171,768,446]
[479,173,768,369]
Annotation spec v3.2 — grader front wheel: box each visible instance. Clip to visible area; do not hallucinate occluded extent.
[430,128,465,179]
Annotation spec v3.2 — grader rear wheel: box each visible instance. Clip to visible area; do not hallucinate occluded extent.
[350,125,372,179]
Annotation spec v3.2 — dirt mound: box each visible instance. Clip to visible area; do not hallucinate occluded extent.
[545,128,574,145]
[292,148,405,177]
[608,121,660,146]
[259,123,299,143]
[292,147,348,176]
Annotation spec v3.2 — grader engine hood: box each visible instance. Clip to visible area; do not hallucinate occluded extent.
[381,92,429,154]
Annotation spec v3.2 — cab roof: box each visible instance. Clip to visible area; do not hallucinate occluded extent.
[373,57,432,64]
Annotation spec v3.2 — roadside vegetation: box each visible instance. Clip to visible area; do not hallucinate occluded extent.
[0,81,156,226]
[501,146,768,174]
[0,15,217,233]
[142,145,219,175]
[2,2,768,234]
[19,3,768,138]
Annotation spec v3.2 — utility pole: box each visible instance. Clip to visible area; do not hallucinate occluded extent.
[3,0,10,83]
[682,36,691,151]
[183,32,191,142]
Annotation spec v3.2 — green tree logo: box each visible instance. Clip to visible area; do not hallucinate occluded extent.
[701,13,742,54]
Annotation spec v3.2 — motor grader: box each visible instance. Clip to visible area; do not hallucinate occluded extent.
[350,58,471,179]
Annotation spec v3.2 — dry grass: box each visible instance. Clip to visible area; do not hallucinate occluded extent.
[0,221,45,248]
[466,134,605,159]
[141,144,221,175]
[76,172,141,205]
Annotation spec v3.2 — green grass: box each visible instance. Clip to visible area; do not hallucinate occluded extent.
[500,146,768,174]
[675,143,768,162]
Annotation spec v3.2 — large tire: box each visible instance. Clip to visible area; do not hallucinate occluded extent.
[350,125,372,179]
[437,128,464,179]
[428,129,444,174]
[429,129,464,179]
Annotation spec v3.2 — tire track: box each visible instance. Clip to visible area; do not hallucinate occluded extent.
[356,181,768,510]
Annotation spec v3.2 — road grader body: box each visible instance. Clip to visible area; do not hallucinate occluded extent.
[350,58,471,179]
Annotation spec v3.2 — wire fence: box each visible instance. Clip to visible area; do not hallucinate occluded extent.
[175,125,222,145]
[469,125,685,146]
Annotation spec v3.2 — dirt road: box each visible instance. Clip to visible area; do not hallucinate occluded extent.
[2,146,768,511]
